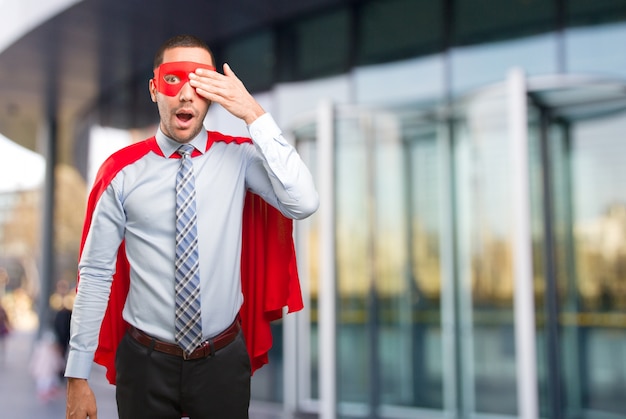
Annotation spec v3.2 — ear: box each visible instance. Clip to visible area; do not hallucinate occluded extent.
[149,79,157,103]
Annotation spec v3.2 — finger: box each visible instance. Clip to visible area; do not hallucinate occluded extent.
[194,67,220,79]
[223,63,234,77]
[223,63,244,87]
[193,87,219,102]
[189,76,221,98]
[192,80,229,98]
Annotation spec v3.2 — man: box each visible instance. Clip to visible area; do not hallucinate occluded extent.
[65,34,318,419]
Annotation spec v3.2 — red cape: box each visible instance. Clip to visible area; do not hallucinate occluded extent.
[78,133,303,385]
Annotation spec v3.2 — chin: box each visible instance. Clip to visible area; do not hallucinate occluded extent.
[178,127,202,142]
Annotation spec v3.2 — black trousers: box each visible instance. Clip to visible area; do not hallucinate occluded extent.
[115,330,251,419]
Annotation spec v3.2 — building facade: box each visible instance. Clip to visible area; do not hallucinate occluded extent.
[204,1,626,418]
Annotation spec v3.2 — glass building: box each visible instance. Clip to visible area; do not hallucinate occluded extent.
[2,1,626,418]
[205,1,626,418]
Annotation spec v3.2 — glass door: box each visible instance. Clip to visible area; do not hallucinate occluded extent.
[286,76,626,419]
[450,75,626,419]
[531,81,626,419]
[290,104,453,419]
[451,76,535,418]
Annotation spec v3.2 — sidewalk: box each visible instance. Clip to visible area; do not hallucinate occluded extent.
[0,330,118,418]
[0,330,286,418]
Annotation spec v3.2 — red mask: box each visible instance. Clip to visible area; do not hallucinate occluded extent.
[153,61,216,96]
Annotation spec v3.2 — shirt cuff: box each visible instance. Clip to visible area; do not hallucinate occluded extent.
[64,349,95,379]
[247,113,287,147]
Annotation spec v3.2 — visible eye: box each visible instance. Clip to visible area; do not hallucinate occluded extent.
[163,74,181,84]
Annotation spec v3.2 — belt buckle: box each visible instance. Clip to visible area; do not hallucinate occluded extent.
[199,339,215,358]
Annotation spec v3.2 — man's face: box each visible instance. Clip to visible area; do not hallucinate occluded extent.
[149,47,215,143]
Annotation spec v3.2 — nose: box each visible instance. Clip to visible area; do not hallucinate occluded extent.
[178,81,195,101]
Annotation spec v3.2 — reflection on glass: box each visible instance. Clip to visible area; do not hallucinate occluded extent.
[292,124,320,402]
[374,112,443,410]
[526,97,626,418]
[335,115,370,409]
[450,34,557,95]
[333,108,444,416]
[454,89,518,416]
[564,113,626,417]
[291,81,626,419]
[566,23,626,78]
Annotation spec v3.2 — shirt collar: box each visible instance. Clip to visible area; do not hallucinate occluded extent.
[156,126,208,158]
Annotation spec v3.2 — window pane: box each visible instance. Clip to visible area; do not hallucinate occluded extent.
[334,108,445,416]
[450,34,558,94]
[222,30,274,92]
[566,23,626,78]
[453,0,555,46]
[567,114,626,416]
[454,89,518,416]
[335,115,370,411]
[293,9,351,79]
[357,0,443,65]
[379,116,444,410]
[567,0,626,26]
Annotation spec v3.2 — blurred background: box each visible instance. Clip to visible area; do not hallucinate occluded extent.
[1,0,626,418]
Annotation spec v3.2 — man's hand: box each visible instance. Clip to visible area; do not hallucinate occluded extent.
[189,63,266,125]
[66,378,97,419]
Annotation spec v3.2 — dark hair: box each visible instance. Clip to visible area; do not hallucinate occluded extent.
[153,34,214,69]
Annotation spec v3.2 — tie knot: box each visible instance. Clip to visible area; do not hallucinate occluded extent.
[177,144,195,158]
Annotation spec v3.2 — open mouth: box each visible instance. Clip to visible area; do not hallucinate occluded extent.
[176,112,193,122]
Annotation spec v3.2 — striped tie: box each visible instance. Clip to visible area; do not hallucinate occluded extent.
[174,144,203,357]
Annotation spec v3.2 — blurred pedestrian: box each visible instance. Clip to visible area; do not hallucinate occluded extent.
[0,302,10,363]
[50,279,73,360]
[29,330,64,401]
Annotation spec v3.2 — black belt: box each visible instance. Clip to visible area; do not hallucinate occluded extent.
[128,318,240,360]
